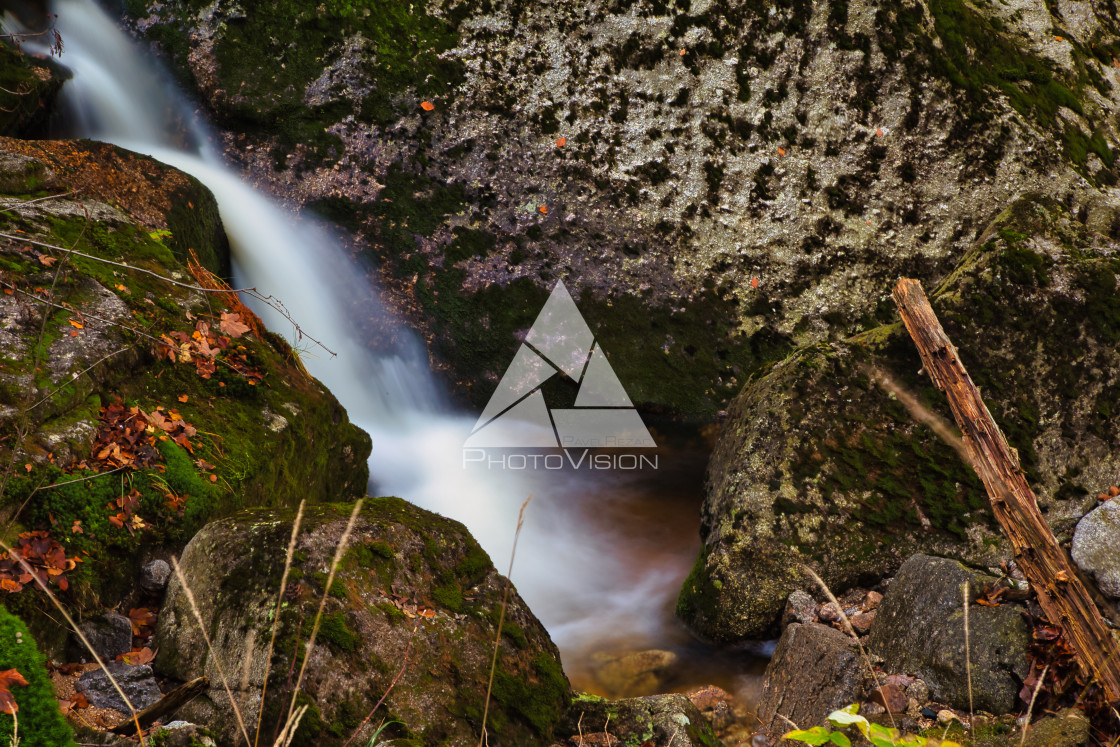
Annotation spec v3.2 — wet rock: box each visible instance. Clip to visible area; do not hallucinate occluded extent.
[561,693,720,747]
[1071,499,1120,598]
[76,662,162,712]
[140,559,172,594]
[849,612,875,636]
[685,685,739,731]
[781,590,818,627]
[868,555,1029,714]
[154,500,569,746]
[818,603,841,624]
[150,722,217,747]
[589,649,678,697]
[680,195,1120,642]
[71,610,133,663]
[756,623,865,738]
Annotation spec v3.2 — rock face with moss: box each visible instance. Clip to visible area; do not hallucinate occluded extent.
[0,138,370,645]
[679,194,1120,641]
[0,43,66,138]
[154,499,571,746]
[118,0,1120,418]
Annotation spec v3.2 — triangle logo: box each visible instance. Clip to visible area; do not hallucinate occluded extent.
[464,281,656,448]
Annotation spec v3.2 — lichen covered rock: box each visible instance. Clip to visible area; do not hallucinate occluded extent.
[1071,499,1120,599]
[559,692,721,747]
[0,139,370,647]
[154,499,570,746]
[124,0,1120,418]
[867,555,1029,714]
[681,194,1120,641]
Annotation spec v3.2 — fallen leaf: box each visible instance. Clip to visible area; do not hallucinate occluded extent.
[209,474,218,482]
[71,521,82,535]
[0,669,29,714]
[751,277,760,288]
[178,394,189,403]
[556,137,566,147]
[1055,35,1063,41]
[679,48,687,55]
[539,205,548,214]
[38,255,57,267]
[420,100,435,111]
[777,146,786,156]
[219,312,251,338]
[71,692,89,709]
[23,464,31,473]
[69,330,78,337]
[875,127,884,137]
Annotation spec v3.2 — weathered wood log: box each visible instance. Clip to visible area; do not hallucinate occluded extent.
[109,676,209,734]
[892,277,1120,704]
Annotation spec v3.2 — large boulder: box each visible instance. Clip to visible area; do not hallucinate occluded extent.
[125,0,1120,419]
[1071,499,1120,600]
[0,139,370,648]
[679,194,1120,641]
[153,499,571,746]
[756,622,865,739]
[868,555,1030,714]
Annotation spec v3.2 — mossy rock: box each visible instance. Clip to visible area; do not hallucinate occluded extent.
[0,140,370,650]
[154,498,570,746]
[127,0,1120,418]
[560,692,723,747]
[680,193,1120,642]
[0,605,77,747]
[0,43,67,138]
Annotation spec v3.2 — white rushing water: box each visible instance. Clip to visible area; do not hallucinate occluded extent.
[33,0,702,672]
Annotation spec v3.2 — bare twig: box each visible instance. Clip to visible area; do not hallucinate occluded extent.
[963,581,974,737]
[1020,664,1049,747]
[0,231,335,356]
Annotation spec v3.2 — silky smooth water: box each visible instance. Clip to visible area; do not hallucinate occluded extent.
[30,0,764,698]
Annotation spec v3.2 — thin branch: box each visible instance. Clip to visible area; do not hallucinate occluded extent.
[1,231,335,356]
[342,621,418,747]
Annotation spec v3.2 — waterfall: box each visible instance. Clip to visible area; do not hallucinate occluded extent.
[30,0,704,676]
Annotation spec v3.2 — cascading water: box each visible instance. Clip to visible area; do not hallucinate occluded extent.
[28,0,764,695]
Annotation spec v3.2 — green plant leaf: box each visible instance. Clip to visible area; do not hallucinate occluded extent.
[830,731,853,747]
[828,706,870,738]
[783,727,834,745]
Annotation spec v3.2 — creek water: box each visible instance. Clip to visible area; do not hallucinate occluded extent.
[24,0,767,700]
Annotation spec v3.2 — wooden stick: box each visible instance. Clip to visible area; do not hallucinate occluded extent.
[892,277,1120,704]
[109,676,210,734]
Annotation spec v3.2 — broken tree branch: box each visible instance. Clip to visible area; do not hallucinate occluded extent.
[892,277,1120,704]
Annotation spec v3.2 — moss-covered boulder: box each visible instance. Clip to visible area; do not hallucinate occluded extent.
[123,0,1120,418]
[153,499,570,746]
[559,692,722,747]
[0,604,77,747]
[679,193,1120,641]
[0,139,370,648]
[0,43,66,138]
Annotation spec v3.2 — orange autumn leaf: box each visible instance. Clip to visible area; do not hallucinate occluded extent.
[23,464,31,473]
[750,277,760,288]
[38,254,57,267]
[556,137,566,147]
[209,474,218,482]
[71,520,82,535]
[69,330,78,337]
[420,100,435,111]
[219,311,250,338]
[68,319,83,329]
[875,128,884,137]
[0,669,29,714]
[777,147,786,156]
[178,394,189,403]
[679,48,687,56]
[539,205,548,214]
[1054,35,1063,41]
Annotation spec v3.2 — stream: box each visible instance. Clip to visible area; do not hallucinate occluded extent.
[23,0,768,701]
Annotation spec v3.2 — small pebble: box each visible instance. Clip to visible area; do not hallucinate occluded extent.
[921,707,939,719]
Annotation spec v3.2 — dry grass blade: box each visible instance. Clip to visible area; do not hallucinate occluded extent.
[478,495,532,747]
[171,556,253,746]
[285,499,364,728]
[1020,663,1049,747]
[254,500,305,747]
[0,538,145,745]
[962,581,974,736]
[342,621,418,746]
[802,564,895,728]
[273,703,309,747]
